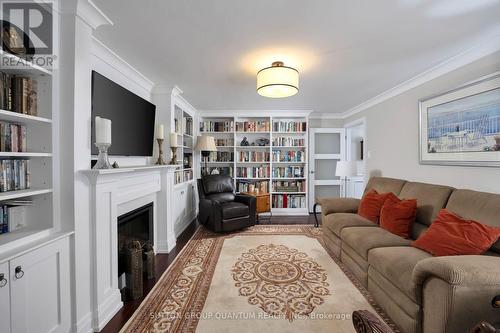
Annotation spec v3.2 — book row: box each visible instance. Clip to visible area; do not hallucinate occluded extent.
[183,117,193,135]
[236,166,270,178]
[272,150,305,162]
[0,72,38,116]
[208,151,233,162]
[200,121,234,132]
[272,166,304,178]
[272,137,305,147]
[0,159,31,192]
[1,122,27,152]
[236,180,269,194]
[273,121,307,133]
[174,169,193,184]
[238,151,270,162]
[272,180,306,192]
[215,138,234,147]
[272,194,306,208]
[235,121,270,132]
[0,205,24,234]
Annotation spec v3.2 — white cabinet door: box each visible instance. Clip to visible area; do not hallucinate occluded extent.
[173,186,187,225]
[10,237,71,333]
[0,261,10,333]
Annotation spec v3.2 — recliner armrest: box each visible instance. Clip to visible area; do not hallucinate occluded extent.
[413,255,500,287]
[234,194,256,208]
[319,198,360,216]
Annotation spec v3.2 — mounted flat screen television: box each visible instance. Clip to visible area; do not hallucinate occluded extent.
[91,71,156,156]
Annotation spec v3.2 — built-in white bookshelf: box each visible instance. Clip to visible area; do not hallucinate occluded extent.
[199,115,308,215]
[0,52,56,251]
[172,103,194,185]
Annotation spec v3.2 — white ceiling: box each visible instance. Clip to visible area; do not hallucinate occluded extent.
[92,0,500,115]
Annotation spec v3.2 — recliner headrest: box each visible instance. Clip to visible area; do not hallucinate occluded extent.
[202,175,234,195]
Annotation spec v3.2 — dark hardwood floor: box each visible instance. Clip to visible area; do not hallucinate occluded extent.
[100,214,320,333]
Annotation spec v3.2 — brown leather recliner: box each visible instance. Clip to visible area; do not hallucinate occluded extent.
[197,175,256,233]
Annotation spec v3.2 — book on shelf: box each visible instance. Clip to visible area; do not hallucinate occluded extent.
[272,150,304,162]
[200,120,234,132]
[273,121,306,132]
[208,151,233,162]
[238,150,270,162]
[237,179,269,194]
[272,137,305,147]
[0,72,38,116]
[272,166,304,178]
[215,138,234,146]
[272,194,306,208]
[0,205,25,234]
[272,180,306,192]
[236,165,270,178]
[183,169,193,182]
[0,122,27,152]
[0,159,30,192]
[235,120,270,132]
[183,117,193,135]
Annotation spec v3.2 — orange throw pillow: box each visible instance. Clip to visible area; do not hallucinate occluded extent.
[380,193,417,239]
[358,189,393,224]
[412,209,500,256]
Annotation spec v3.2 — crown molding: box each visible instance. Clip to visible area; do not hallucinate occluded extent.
[308,112,344,119]
[339,34,500,120]
[77,0,113,29]
[91,36,155,93]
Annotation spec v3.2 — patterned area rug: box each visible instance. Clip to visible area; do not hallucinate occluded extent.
[120,225,399,333]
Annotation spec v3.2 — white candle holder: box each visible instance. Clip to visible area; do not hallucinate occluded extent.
[93,143,112,169]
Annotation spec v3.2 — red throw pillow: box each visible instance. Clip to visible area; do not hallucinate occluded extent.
[380,193,417,239]
[358,189,394,224]
[412,209,500,256]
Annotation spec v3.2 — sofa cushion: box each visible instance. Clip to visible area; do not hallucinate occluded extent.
[399,181,453,227]
[380,193,417,239]
[364,177,406,196]
[412,209,500,256]
[368,246,432,303]
[221,202,249,220]
[341,227,411,260]
[358,190,394,223]
[445,189,500,254]
[323,213,376,237]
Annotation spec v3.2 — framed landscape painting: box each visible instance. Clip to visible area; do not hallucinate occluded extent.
[419,73,500,167]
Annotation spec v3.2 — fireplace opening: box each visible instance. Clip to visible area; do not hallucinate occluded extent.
[117,202,154,288]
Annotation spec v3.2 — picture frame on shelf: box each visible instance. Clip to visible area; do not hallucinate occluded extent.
[419,73,500,167]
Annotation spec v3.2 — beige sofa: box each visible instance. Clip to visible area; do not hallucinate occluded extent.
[321,177,500,333]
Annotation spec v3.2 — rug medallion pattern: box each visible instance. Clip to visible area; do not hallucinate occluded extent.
[232,244,329,321]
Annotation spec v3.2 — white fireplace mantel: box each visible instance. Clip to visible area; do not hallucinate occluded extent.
[82,164,179,330]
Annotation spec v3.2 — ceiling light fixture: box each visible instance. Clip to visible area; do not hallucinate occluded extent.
[257,61,299,98]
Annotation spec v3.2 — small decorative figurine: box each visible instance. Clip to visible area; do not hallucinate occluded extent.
[240,137,249,146]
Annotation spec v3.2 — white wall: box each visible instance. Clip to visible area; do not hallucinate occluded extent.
[344,51,500,194]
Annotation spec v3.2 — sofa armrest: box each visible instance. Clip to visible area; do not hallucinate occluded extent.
[413,255,500,332]
[319,198,360,216]
[413,255,500,287]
